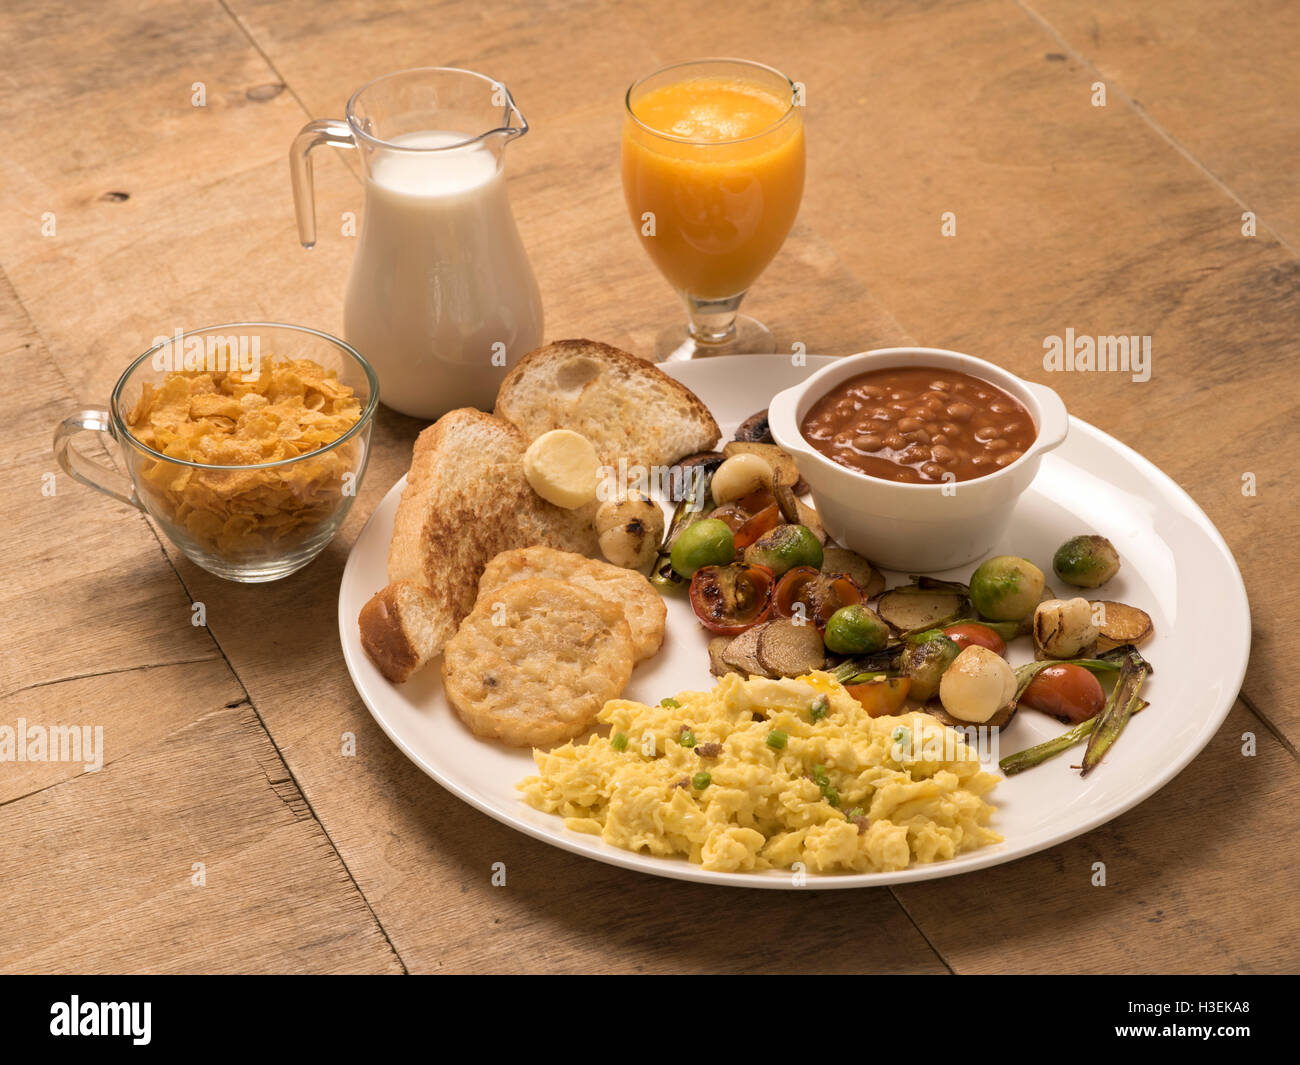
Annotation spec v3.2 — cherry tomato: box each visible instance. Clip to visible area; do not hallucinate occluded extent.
[773,568,863,630]
[942,622,1007,657]
[846,677,911,718]
[1020,663,1105,724]
[706,503,749,533]
[733,504,782,549]
[735,487,776,514]
[689,563,775,635]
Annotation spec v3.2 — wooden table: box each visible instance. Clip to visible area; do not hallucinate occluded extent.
[2,0,1296,975]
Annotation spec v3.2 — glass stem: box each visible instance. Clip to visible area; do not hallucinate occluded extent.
[683,292,747,346]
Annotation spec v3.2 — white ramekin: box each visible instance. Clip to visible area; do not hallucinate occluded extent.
[768,347,1069,572]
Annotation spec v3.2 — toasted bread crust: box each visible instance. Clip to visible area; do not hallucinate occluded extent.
[358,581,426,684]
[495,339,720,470]
[359,408,600,683]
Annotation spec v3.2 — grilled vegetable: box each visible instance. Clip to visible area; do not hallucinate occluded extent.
[733,409,773,443]
[820,547,884,599]
[1081,645,1152,776]
[877,582,969,635]
[846,677,911,717]
[689,562,775,635]
[1033,597,1100,659]
[938,645,1017,724]
[1092,600,1154,650]
[757,618,827,676]
[942,622,1007,657]
[722,440,801,491]
[773,568,863,630]
[651,463,715,588]
[708,636,739,677]
[732,504,783,550]
[720,622,773,677]
[898,629,961,702]
[711,452,774,505]
[1052,535,1121,588]
[595,490,665,570]
[824,604,891,655]
[744,523,823,578]
[1019,663,1105,724]
[969,555,1045,621]
[670,518,735,578]
[999,697,1148,776]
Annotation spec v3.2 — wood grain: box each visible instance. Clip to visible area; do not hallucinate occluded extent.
[0,0,1295,974]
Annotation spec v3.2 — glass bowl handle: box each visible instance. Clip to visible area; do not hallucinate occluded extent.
[290,118,356,249]
[52,410,143,511]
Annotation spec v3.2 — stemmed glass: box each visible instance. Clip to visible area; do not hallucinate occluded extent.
[621,58,805,360]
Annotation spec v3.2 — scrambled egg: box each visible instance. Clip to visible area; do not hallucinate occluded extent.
[518,672,1002,874]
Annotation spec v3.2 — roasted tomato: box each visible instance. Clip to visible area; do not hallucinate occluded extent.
[773,568,863,630]
[689,563,775,635]
[735,487,776,514]
[942,622,1008,657]
[846,677,911,718]
[1019,663,1105,724]
[732,504,782,549]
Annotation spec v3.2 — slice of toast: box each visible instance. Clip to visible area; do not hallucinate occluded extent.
[359,408,599,683]
[494,339,720,472]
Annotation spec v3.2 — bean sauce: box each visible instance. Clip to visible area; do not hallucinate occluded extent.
[801,367,1036,484]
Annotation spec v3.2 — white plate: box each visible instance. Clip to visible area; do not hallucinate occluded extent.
[338,355,1250,889]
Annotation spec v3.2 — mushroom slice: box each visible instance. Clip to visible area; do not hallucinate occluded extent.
[708,637,741,677]
[757,618,827,678]
[721,622,775,677]
[822,547,885,599]
[876,586,967,634]
[1092,601,1154,651]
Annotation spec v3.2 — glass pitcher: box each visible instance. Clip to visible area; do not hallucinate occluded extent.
[291,67,544,419]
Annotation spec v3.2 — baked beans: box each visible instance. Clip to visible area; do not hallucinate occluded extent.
[800,367,1036,483]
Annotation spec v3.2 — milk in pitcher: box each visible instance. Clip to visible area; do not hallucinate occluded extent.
[342,130,544,417]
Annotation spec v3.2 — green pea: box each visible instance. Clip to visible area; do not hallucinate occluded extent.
[678,729,696,748]
[611,733,628,751]
[659,697,681,708]
[670,518,736,578]
[766,730,788,750]
[823,604,891,655]
[812,764,830,787]
[809,695,829,721]
[692,772,712,790]
[822,785,840,807]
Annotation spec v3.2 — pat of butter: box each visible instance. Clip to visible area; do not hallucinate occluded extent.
[523,429,600,509]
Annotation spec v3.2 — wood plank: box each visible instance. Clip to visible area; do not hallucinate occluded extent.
[0,707,401,974]
[1023,0,1300,250]
[894,703,1300,974]
[0,270,400,974]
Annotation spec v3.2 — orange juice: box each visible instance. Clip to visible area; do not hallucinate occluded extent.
[622,76,805,301]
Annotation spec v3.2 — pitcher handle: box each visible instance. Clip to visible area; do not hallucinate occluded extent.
[290,118,356,249]
[53,410,144,511]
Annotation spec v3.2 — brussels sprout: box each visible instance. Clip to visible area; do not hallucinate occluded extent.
[824,604,891,655]
[1052,535,1121,588]
[969,555,1046,621]
[743,523,823,578]
[898,630,961,702]
[670,518,735,578]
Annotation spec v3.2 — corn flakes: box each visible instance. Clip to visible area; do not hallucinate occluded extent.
[125,359,362,557]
